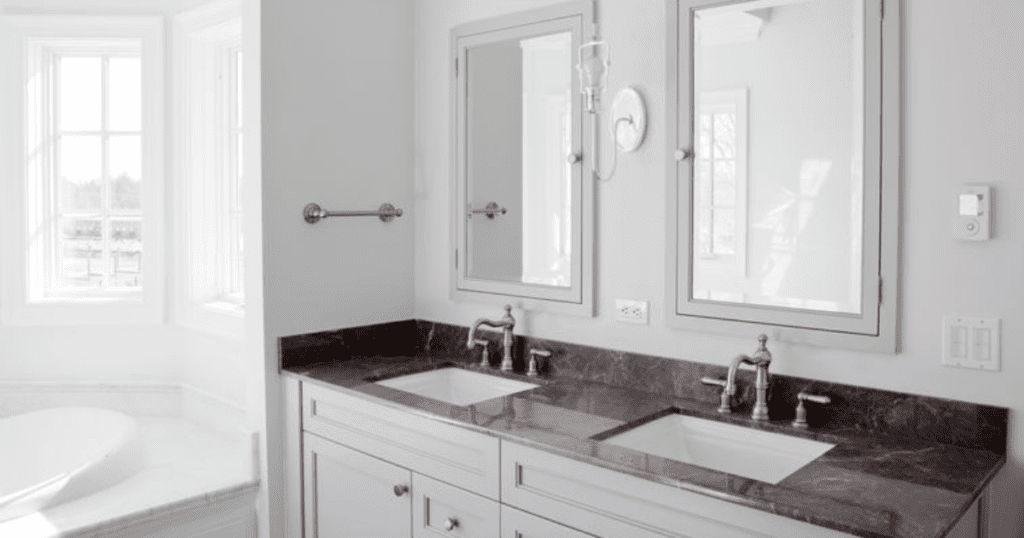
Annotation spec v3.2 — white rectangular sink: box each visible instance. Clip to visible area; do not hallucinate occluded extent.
[375,368,539,407]
[602,414,835,485]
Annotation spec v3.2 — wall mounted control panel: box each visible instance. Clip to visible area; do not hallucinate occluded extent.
[952,184,991,241]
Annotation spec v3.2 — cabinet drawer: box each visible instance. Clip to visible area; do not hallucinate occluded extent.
[501,442,859,538]
[413,474,500,538]
[501,506,597,538]
[303,382,501,499]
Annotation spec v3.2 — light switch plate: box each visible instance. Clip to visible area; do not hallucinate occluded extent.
[942,316,1000,371]
[951,184,991,241]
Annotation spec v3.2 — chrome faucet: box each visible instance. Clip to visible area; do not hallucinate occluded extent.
[723,334,773,420]
[467,305,516,372]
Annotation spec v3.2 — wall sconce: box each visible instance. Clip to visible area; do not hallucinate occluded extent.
[577,2,647,181]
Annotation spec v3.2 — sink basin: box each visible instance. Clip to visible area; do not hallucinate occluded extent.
[600,413,835,485]
[374,368,539,407]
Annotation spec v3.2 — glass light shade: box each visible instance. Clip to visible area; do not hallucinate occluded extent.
[578,40,609,113]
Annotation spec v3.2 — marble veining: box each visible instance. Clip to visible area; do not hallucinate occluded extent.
[280,320,1007,538]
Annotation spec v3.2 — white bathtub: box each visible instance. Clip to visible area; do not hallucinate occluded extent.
[0,407,146,523]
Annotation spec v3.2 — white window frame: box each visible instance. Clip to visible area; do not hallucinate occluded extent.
[174,0,244,339]
[0,15,165,326]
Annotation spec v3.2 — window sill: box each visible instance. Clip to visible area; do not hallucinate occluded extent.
[176,300,245,341]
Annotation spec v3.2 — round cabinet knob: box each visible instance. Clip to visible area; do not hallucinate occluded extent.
[392,484,409,497]
[566,152,581,164]
[674,148,693,161]
[443,517,459,531]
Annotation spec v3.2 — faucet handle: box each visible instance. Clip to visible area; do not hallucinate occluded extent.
[792,392,831,428]
[527,349,551,377]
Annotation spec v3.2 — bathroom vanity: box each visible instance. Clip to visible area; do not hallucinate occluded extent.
[281,337,1004,538]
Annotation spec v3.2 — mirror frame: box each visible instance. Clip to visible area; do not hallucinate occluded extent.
[665,0,901,352]
[450,1,595,316]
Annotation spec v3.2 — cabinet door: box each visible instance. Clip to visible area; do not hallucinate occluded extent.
[501,506,596,538]
[413,474,499,538]
[304,433,412,538]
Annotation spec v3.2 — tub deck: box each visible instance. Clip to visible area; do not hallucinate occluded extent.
[0,417,258,538]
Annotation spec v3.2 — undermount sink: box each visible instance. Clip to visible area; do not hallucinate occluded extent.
[374,368,539,407]
[599,413,835,485]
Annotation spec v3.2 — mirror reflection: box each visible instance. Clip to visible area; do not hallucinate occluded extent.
[465,32,573,288]
[692,0,864,314]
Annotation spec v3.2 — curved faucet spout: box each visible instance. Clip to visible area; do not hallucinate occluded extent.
[725,354,753,396]
[721,334,773,420]
[466,305,516,372]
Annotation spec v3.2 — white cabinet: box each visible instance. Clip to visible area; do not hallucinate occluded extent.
[413,474,499,538]
[302,382,500,498]
[303,433,412,538]
[501,506,597,538]
[501,441,859,538]
[295,381,980,538]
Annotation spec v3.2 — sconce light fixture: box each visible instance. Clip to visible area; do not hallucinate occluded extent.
[576,1,646,181]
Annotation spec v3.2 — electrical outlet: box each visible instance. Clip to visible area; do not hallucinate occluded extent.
[615,299,649,325]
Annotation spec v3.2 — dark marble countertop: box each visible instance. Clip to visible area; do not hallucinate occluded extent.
[283,355,1005,538]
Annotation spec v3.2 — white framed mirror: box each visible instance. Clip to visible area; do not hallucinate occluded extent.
[666,0,901,352]
[450,2,594,315]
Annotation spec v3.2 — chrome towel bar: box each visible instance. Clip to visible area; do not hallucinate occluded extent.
[303,202,403,224]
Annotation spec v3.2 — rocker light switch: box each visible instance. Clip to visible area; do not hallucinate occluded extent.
[942,316,1000,371]
[958,194,981,216]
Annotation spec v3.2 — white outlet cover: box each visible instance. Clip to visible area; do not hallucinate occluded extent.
[615,299,649,325]
[942,316,1000,371]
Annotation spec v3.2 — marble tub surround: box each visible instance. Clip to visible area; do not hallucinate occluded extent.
[0,382,258,537]
[286,354,1004,538]
[280,319,1008,453]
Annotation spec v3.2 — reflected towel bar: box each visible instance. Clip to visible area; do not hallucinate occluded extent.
[303,202,403,224]
[467,201,507,220]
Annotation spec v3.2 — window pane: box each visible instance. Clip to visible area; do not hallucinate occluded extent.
[108,57,142,131]
[234,50,243,128]
[109,219,142,288]
[109,135,142,210]
[235,133,244,202]
[695,207,712,257]
[713,113,736,159]
[713,161,736,207]
[713,208,736,255]
[698,114,711,159]
[696,161,712,206]
[60,135,102,212]
[59,57,101,131]
[59,218,103,288]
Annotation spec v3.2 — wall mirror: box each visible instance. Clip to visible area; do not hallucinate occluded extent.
[666,0,900,351]
[451,2,594,315]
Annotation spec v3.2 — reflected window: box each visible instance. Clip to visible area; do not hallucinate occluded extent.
[695,89,747,274]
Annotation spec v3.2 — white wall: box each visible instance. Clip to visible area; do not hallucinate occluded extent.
[414,1,1024,535]
[261,0,415,339]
